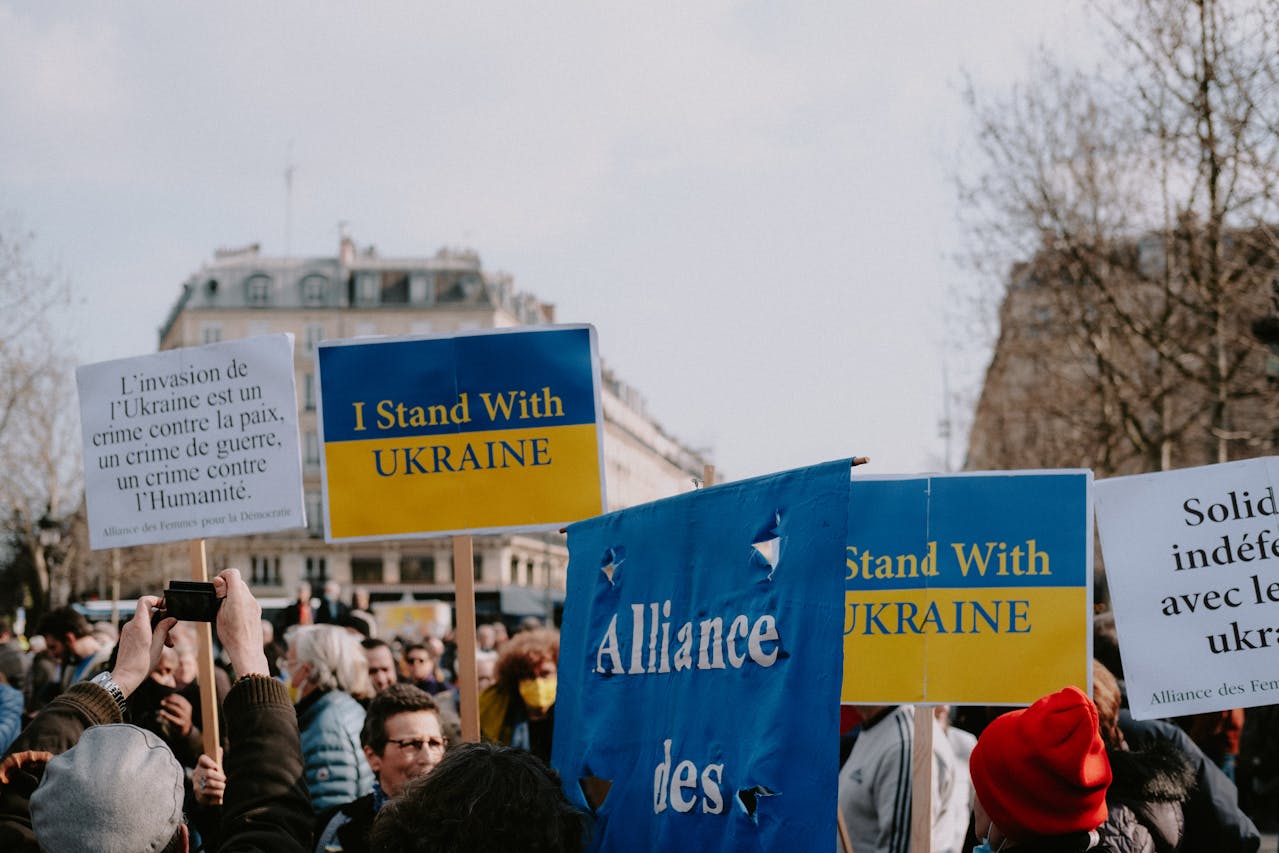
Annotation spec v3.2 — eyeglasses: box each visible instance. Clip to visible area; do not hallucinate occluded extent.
[386,736,447,754]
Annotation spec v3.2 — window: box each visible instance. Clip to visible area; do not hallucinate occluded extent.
[304,373,315,411]
[201,323,222,344]
[250,555,281,586]
[306,490,323,532]
[351,557,384,584]
[305,430,320,465]
[304,556,328,585]
[473,554,484,582]
[381,272,409,304]
[401,555,436,583]
[248,320,272,337]
[305,323,325,352]
[301,276,328,306]
[246,275,272,305]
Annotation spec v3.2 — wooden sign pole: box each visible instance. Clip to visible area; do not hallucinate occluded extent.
[838,454,870,853]
[837,810,855,853]
[909,705,933,853]
[188,539,221,758]
[453,534,481,743]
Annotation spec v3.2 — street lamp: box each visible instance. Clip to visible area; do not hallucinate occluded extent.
[37,506,64,608]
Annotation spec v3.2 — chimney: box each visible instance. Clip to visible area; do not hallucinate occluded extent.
[339,222,355,266]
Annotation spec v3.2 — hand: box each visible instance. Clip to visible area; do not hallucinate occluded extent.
[210,569,269,678]
[159,692,194,736]
[110,596,177,697]
[192,750,226,806]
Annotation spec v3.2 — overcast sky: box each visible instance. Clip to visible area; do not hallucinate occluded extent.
[0,1,1088,483]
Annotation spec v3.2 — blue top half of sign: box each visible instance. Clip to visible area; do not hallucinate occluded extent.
[318,326,599,443]
[847,472,1090,591]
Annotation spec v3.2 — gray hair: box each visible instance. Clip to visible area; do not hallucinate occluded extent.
[288,624,372,697]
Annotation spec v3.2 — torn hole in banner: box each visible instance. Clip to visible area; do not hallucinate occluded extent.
[750,510,783,581]
[736,785,778,821]
[579,776,613,813]
[600,546,626,586]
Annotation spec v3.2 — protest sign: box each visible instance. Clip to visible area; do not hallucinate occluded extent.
[77,335,305,550]
[843,471,1092,705]
[1095,457,1279,718]
[553,460,851,853]
[316,325,604,541]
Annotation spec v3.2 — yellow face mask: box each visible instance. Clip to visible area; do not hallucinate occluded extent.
[518,676,557,712]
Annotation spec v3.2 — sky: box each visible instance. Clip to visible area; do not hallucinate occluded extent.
[0,1,1089,484]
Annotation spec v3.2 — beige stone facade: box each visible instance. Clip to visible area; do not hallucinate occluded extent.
[143,238,711,618]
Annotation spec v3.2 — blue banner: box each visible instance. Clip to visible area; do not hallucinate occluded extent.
[554,460,851,852]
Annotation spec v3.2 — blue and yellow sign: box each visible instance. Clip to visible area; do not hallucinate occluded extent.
[843,471,1092,705]
[316,326,605,541]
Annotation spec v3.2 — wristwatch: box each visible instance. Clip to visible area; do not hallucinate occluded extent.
[90,671,127,713]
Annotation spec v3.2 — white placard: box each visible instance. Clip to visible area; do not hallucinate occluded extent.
[77,335,306,549]
[1095,456,1279,719]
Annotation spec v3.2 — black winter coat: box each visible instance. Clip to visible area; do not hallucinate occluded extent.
[1098,740,1195,853]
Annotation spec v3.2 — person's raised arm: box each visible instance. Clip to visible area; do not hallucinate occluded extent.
[211,569,270,680]
[211,569,310,853]
[109,595,177,697]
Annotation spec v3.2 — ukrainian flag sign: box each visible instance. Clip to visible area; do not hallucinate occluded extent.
[316,326,605,541]
[843,470,1093,705]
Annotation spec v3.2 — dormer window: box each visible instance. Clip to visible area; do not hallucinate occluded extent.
[301,275,328,306]
[246,275,272,305]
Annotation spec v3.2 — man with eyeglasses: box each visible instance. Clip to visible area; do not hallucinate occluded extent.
[314,683,446,853]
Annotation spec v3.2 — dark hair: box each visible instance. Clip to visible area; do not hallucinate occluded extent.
[1092,611,1124,680]
[369,742,588,853]
[361,683,439,755]
[495,629,558,690]
[404,642,430,661]
[36,606,92,640]
[362,637,391,652]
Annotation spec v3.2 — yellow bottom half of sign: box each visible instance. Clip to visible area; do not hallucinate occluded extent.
[324,424,603,539]
[841,586,1088,705]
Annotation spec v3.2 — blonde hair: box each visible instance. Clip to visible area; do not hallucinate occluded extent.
[289,624,373,698]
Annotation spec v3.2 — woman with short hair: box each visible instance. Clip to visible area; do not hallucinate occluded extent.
[285,623,374,812]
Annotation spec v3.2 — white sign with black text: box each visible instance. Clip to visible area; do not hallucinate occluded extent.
[1095,457,1279,719]
[77,335,306,549]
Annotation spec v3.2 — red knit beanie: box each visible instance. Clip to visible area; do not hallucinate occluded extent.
[969,686,1112,840]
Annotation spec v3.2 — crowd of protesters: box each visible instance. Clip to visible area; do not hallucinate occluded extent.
[0,580,579,852]
[836,596,1275,853]
[3,577,1279,852]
